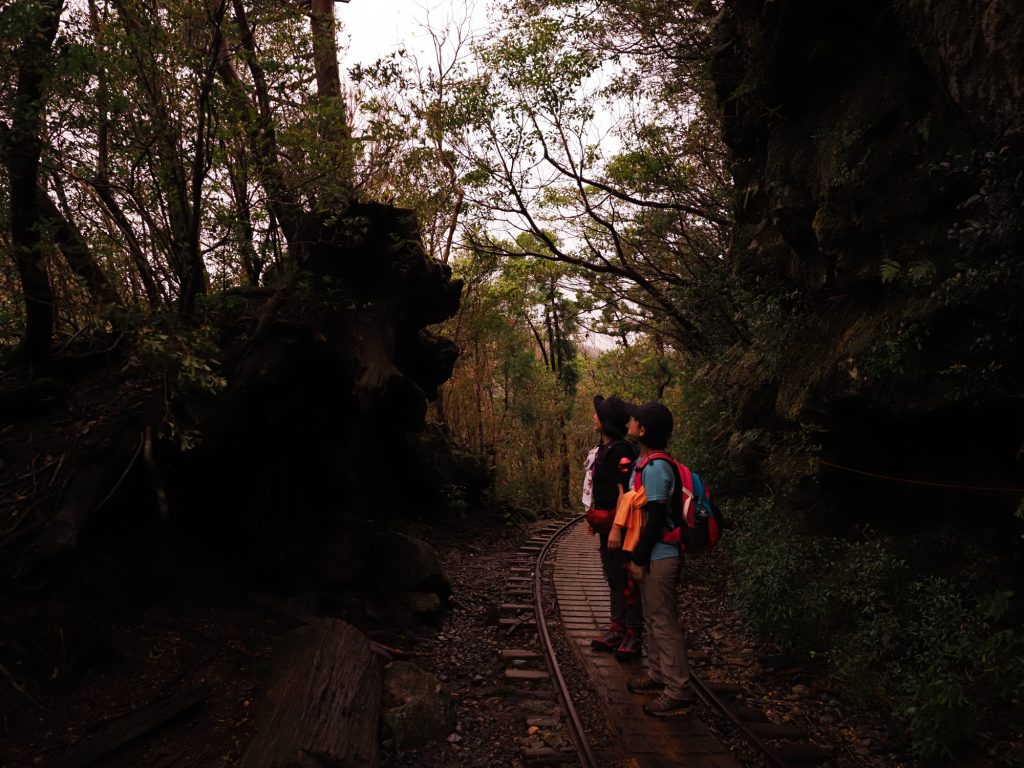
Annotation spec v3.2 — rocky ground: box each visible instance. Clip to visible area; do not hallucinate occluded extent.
[0,490,909,767]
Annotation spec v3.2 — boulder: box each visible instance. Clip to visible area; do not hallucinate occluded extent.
[368,533,451,599]
[381,661,456,750]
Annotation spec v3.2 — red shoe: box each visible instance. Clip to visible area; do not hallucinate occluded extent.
[590,623,626,651]
[615,629,643,661]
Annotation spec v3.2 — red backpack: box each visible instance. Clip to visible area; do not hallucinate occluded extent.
[633,451,723,553]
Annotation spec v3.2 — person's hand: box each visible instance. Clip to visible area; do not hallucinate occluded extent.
[607,527,622,550]
[628,562,644,582]
[587,522,595,535]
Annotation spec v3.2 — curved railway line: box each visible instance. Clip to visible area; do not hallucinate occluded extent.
[498,515,832,767]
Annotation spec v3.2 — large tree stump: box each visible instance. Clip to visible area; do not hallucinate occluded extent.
[242,618,381,768]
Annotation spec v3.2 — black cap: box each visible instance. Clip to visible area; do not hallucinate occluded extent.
[593,394,630,438]
[624,401,673,449]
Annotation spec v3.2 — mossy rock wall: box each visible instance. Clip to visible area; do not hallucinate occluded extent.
[709,0,1024,531]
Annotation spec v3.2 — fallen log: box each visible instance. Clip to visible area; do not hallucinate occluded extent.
[241,618,380,768]
[246,591,404,660]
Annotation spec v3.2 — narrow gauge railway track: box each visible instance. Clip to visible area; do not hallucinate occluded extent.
[534,516,600,768]
[688,671,830,768]
[501,515,833,768]
[496,515,600,766]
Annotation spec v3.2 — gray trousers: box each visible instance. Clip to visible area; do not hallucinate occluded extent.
[640,555,690,698]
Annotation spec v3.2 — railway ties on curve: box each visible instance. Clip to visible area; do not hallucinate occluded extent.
[498,516,832,768]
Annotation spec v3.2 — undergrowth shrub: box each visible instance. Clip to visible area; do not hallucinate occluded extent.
[896,577,978,758]
[828,537,909,705]
[729,505,1024,761]
[128,318,227,450]
[893,575,1022,760]
[728,498,828,655]
[784,528,1024,761]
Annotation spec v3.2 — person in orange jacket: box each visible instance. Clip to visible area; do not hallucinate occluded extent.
[621,401,692,717]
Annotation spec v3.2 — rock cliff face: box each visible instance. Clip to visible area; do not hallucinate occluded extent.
[710,1,1024,532]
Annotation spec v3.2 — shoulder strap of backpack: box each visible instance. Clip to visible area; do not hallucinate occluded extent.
[633,450,669,490]
[634,453,692,524]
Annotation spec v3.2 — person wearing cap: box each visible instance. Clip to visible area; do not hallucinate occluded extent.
[584,395,641,660]
[622,401,692,717]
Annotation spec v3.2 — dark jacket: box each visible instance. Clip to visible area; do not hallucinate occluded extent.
[590,438,638,511]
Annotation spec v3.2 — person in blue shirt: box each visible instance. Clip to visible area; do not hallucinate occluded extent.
[623,401,692,717]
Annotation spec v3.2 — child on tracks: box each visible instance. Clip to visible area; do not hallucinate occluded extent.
[622,401,692,717]
[583,395,642,661]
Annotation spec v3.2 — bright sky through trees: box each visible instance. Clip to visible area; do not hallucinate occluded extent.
[337,0,488,69]
[335,0,620,352]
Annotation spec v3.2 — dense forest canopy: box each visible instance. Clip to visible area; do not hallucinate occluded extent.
[1,0,1022,763]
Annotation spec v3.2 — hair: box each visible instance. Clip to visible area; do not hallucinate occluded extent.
[634,402,673,450]
[640,427,671,450]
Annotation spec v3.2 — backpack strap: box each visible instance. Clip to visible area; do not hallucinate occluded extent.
[633,452,695,531]
[632,450,669,490]
[635,452,694,490]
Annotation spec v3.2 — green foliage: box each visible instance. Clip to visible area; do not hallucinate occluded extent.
[438,243,587,513]
[879,258,938,286]
[128,318,226,450]
[729,515,1024,760]
[728,498,829,654]
[895,578,977,757]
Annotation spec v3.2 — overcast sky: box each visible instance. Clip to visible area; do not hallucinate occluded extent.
[336,0,492,71]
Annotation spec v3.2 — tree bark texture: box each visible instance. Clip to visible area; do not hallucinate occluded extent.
[220,0,307,261]
[6,0,63,366]
[309,0,354,193]
[39,186,122,309]
[241,619,380,768]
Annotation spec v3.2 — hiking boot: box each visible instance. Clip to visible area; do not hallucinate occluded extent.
[643,692,689,718]
[626,673,665,694]
[615,629,643,661]
[590,623,625,652]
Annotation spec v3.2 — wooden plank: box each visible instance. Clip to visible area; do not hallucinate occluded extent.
[706,681,746,695]
[500,603,533,611]
[731,706,770,722]
[521,747,575,763]
[500,649,542,661]
[504,669,549,681]
[525,716,561,727]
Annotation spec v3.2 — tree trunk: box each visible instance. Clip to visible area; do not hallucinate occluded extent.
[6,0,63,367]
[241,619,380,768]
[179,0,228,316]
[90,182,163,307]
[85,0,159,309]
[111,0,192,282]
[558,414,571,509]
[309,0,353,200]
[39,184,122,309]
[225,145,263,286]
[220,1,307,260]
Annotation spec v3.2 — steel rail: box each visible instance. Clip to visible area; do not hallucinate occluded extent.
[689,671,791,768]
[534,514,598,768]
